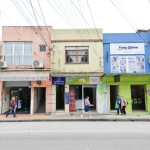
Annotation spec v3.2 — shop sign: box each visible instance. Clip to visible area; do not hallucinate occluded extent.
[66,77,100,84]
[65,92,69,104]
[52,77,65,85]
[110,43,145,54]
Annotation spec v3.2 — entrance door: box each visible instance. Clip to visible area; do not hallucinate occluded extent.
[10,87,31,114]
[83,85,96,111]
[56,85,65,110]
[110,85,119,110]
[131,85,145,110]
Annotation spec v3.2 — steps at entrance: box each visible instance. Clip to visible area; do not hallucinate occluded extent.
[36,99,45,113]
[55,110,65,115]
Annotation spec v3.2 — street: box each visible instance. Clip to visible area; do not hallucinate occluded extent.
[0,122,150,150]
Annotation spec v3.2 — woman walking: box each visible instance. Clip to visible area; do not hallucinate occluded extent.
[81,96,94,118]
[115,98,120,115]
[6,96,17,118]
[121,96,127,116]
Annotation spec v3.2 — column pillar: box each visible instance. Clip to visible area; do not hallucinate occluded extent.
[65,85,69,114]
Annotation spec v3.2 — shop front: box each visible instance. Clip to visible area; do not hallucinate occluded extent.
[0,71,51,115]
[103,75,150,114]
[51,75,107,114]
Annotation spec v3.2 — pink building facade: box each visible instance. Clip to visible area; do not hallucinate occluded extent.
[0,26,52,115]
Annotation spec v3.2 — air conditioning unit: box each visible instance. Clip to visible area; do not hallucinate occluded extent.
[32,60,44,68]
[0,61,8,68]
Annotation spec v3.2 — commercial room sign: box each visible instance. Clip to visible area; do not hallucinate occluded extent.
[52,77,65,85]
[66,77,100,84]
[110,43,145,54]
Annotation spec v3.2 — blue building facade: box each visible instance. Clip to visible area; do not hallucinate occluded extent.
[103,33,150,114]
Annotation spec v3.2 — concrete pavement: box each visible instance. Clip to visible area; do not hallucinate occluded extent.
[1,113,150,122]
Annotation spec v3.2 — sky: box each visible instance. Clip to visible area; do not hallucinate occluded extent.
[1,0,150,33]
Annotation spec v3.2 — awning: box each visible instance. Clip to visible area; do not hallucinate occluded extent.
[0,71,50,81]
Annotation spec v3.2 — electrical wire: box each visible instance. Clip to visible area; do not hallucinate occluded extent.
[110,0,147,43]
[37,0,51,43]
[29,0,50,49]
[86,0,101,40]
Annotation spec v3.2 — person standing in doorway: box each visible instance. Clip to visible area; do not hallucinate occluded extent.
[6,96,17,118]
[81,96,94,118]
[116,95,123,115]
[121,96,127,116]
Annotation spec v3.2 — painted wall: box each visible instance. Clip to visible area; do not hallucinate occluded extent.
[2,26,52,69]
[1,87,11,114]
[103,75,150,113]
[103,33,150,74]
[51,29,103,73]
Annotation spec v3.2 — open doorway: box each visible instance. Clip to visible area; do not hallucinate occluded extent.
[131,85,145,110]
[11,87,31,114]
[56,85,65,110]
[110,85,119,110]
[83,86,96,111]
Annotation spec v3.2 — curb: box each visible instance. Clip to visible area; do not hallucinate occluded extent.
[0,118,150,122]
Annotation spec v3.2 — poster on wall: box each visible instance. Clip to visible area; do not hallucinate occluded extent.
[110,55,145,73]
[110,56,119,73]
[119,56,127,73]
[96,84,107,113]
[128,56,136,73]
[136,55,145,72]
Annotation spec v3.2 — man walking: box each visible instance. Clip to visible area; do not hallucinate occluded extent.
[6,96,17,117]
[116,95,122,115]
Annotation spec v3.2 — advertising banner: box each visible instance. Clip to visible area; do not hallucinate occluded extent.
[110,43,145,54]
[110,55,145,73]
[65,92,69,104]
[119,56,127,73]
[110,56,119,73]
[97,84,107,113]
[66,77,100,85]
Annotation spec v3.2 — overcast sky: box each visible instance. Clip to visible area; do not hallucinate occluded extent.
[1,0,150,33]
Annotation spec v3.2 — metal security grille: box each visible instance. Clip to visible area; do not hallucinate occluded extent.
[4,42,32,65]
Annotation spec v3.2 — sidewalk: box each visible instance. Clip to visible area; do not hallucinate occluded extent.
[1,113,150,122]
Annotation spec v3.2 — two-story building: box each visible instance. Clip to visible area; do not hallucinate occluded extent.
[50,29,106,115]
[0,26,52,115]
[103,32,150,114]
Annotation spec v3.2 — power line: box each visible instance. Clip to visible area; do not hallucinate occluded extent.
[86,0,101,40]
[10,0,52,59]
[29,0,50,49]
[110,0,147,43]
[37,0,51,43]
[70,0,97,35]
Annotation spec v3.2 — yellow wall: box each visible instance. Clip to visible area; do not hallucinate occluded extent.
[51,29,103,73]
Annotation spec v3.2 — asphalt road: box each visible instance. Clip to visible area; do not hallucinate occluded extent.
[0,122,150,150]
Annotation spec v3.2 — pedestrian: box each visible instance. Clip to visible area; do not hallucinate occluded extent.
[121,96,127,116]
[6,96,17,118]
[115,99,120,114]
[81,96,94,118]
[116,95,123,115]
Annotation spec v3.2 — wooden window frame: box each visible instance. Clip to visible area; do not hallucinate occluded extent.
[65,46,89,64]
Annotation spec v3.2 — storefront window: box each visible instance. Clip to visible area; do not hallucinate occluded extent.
[69,85,83,111]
